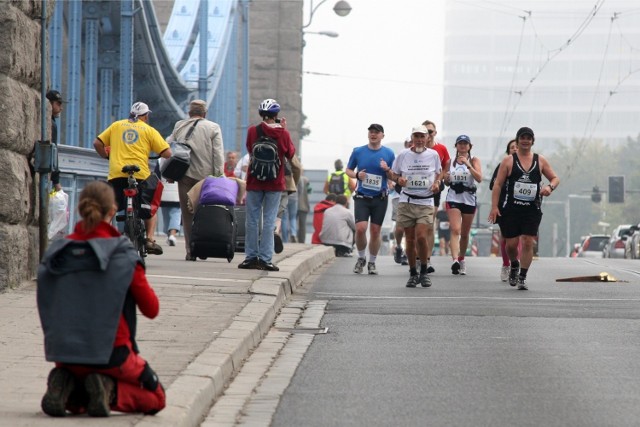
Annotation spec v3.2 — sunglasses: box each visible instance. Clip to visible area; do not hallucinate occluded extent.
[426,129,435,135]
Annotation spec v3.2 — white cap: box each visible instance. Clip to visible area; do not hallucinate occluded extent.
[411,125,428,134]
[130,102,151,117]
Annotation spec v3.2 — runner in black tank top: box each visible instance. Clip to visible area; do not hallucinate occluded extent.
[504,153,542,213]
[488,127,560,291]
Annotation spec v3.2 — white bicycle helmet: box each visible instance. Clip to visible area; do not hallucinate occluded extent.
[258,98,280,114]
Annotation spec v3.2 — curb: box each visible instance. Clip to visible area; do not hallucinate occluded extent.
[135,245,334,427]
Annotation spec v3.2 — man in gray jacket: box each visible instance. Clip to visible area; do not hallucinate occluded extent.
[167,100,224,260]
[319,195,355,257]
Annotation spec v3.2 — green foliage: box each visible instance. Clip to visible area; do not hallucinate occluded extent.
[547,135,640,235]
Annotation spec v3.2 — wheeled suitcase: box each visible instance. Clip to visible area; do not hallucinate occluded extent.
[234,205,246,252]
[190,204,236,262]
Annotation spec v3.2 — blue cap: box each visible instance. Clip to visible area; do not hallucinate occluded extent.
[455,134,471,144]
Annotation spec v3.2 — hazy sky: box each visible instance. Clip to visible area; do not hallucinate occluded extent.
[300,0,446,170]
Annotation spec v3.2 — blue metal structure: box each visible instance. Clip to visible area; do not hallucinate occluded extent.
[47,0,244,231]
[48,0,241,142]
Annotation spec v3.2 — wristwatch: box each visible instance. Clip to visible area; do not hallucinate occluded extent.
[548,184,555,192]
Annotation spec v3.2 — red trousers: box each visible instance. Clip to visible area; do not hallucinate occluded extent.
[59,343,165,414]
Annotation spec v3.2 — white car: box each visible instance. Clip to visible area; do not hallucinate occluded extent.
[576,235,609,258]
[603,225,632,258]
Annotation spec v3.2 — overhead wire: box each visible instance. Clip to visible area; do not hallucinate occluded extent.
[450,0,524,17]
[493,0,605,150]
[478,0,607,206]
[562,13,614,179]
[496,14,528,145]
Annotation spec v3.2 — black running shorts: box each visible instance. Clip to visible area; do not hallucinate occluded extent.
[354,196,388,226]
[499,210,542,239]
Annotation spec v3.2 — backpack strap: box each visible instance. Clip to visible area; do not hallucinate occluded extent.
[254,123,265,141]
[179,119,202,149]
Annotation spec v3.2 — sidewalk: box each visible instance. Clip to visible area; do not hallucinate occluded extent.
[0,237,334,427]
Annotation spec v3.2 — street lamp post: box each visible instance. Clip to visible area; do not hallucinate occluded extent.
[299,0,351,157]
[304,30,339,38]
[303,0,352,29]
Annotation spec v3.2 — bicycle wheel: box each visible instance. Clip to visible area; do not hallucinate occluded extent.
[135,217,147,259]
[123,215,139,248]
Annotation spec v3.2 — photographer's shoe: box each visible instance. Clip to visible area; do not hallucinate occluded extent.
[41,368,76,417]
[85,373,115,417]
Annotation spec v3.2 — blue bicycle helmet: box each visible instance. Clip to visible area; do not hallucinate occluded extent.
[258,98,280,115]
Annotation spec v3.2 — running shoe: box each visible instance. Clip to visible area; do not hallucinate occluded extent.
[459,260,466,275]
[517,276,528,290]
[500,265,509,282]
[426,263,435,274]
[401,253,409,265]
[406,274,419,288]
[167,235,176,246]
[368,262,378,275]
[353,257,366,274]
[451,260,460,275]
[419,273,432,287]
[394,247,403,264]
[509,263,520,287]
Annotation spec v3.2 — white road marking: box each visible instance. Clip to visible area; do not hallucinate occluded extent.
[312,292,640,302]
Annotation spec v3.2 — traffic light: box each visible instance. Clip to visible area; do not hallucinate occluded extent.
[608,176,624,203]
[591,186,601,203]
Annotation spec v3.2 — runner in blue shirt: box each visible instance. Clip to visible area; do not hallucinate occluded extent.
[345,123,395,275]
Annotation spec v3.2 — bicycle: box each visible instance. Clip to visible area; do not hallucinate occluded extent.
[116,164,148,262]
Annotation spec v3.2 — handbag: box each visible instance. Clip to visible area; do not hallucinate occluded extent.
[160,119,201,181]
[139,173,164,219]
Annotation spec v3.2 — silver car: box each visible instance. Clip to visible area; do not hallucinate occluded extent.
[603,224,632,258]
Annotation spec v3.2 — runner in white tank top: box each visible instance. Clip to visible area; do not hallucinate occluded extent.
[443,135,482,276]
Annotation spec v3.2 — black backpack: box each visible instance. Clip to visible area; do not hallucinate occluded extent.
[249,125,281,181]
[328,172,346,194]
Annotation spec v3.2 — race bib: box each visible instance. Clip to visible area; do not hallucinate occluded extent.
[450,170,469,184]
[440,221,450,230]
[405,175,431,191]
[513,181,538,202]
[362,172,382,191]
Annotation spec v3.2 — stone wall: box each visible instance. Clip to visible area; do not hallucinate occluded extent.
[249,1,303,152]
[0,1,47,291]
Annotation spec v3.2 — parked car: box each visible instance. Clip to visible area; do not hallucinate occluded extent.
[602,224,632,258]
[624,224,640,259]
[576,234,609,258]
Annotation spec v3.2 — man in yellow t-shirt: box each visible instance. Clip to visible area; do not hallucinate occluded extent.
[93,102,171,255]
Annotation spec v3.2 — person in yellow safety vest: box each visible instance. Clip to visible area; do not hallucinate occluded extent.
[324,159,356,197]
